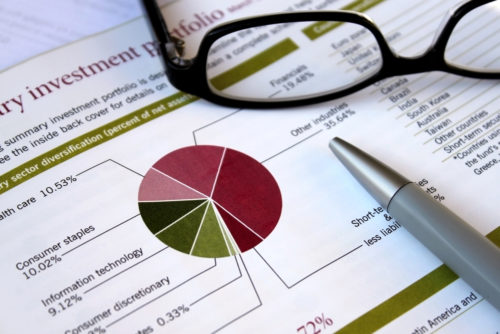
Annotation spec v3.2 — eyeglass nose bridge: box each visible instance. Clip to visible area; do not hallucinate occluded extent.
[382,49,446,78]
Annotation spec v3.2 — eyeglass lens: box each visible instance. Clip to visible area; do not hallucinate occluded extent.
[444,1,500,72]
[206,21,383,101]
[205,0,499,101]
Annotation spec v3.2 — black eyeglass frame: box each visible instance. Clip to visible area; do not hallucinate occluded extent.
[142,0,499,108]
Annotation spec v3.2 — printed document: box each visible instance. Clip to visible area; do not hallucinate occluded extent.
[0,0,499,333]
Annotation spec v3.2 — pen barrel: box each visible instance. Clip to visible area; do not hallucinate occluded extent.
[388,183,500,310]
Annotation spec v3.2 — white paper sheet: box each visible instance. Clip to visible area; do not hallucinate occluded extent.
[0,0,498,333]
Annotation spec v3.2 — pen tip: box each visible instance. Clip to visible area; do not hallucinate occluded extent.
[329,137,346,154]
[328,137,409,209]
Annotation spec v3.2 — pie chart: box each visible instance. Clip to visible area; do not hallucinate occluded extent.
[138,145,282,258]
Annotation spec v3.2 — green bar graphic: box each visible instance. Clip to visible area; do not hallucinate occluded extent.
[336,227,500,334]
[302,0,386,40]
[302,21,343,41]
[209,38,299,91]
[342,0,386,13]
[0,92,197,195]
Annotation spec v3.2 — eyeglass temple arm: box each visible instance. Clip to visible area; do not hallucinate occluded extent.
[141,0,185,59]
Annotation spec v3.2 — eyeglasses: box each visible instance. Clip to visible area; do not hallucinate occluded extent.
[142,0,500,108]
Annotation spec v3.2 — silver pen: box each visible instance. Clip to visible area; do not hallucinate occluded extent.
[329,137,500,310]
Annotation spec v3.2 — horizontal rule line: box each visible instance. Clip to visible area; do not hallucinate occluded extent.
[62,214,140,256]
[261,129,323,164]
[83,246,169,294]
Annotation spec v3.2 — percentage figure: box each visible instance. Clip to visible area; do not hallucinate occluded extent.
[40,175,77,198]
[88,326,106,334]
[314,313,333,329]
[22,254,63,280]
[178,304,189,313]
[70,294,83,302]
[297,313,333,334]
[296,71,315,84]
[156,304,190,326]
[433,194,445,202]
[50,255,62,263]
[47,294,83,316]
[282,71,315,92]
[336,110,356,123]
